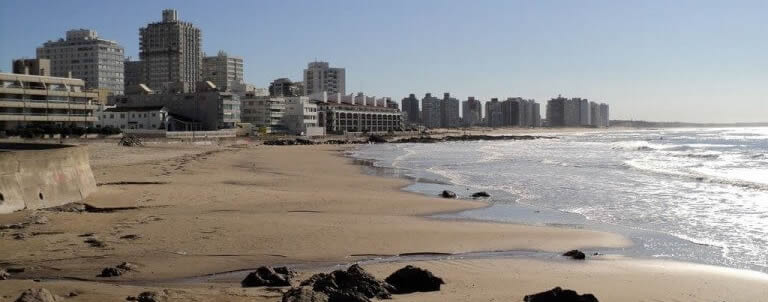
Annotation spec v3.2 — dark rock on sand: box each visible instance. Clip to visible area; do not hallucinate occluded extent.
[563,250,586,260]
[134,291,167,302]
[99,267,122,277]
[524,287,599,302]
[440,190,457,198]
[14,288,61,302]
[367,135,387,144]
[241,266,295,287]
[116,262,137,271]
[282,287,329,302]
[0,269,9,280]
[84,238,106,248]
[385,265,444,293]
[470,191,490,198]
[302,264,393,302]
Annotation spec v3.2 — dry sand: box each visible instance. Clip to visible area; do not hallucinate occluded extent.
[1,140,766,301]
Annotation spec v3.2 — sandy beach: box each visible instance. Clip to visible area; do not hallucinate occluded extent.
[1,139,767,301]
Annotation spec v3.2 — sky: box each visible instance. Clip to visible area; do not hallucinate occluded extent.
[1,0,766,123]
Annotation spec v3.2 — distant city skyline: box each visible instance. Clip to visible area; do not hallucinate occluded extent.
[2,0,766,123]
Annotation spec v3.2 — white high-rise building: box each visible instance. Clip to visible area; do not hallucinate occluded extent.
[303,61,345,95]
[37,29,125,95]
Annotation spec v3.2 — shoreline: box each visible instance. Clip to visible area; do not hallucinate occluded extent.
[1,141,766,301]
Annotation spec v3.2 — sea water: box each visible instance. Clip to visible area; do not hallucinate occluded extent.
[350,128,768,272]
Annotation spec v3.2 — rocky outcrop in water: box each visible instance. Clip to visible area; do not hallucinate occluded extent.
[563,250,586,260]
[393,135,552,144]
[384,265,444,293]
[241,266,296,287]
[524,287,599,302]
[440,190,457,198]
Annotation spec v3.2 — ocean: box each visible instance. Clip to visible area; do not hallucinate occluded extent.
[350,128,768,273]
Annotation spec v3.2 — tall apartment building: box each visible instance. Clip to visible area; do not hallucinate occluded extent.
[547,96,603,127]
[303,61,345,95]
[600,103,610,127]
[36,29,125,95]
[485,98,503,127]
[441,93,460,128]
[12,58,51,76]
[0,73,99,130]
[401,94,420,124]
[501,97,526,127]
[202,51,243,92]
[462,97,482,127]
[546,96,566,127]
[421,93,442,128]
[139,9,202,93]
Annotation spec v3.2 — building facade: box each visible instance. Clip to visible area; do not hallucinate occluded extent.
[139,9,202,93]
[462,97,482,127]
[202,51,243,92]
[109,84,239,130]
[0,73,99,130]
[36,29,124,95]
[284,97,324,136]
[303,61,345,95]
[441,93,460,128]
[12,58,51,76]
[97,106,169,130]
[401,93,420,124]
[318,102,403,134]
[485,98,503,127]
[421,93,441,129]
[269,78,303,97]
[240,95,286,133]
[123,60,142,93]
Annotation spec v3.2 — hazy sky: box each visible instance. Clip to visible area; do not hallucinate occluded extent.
[1,0,766,123]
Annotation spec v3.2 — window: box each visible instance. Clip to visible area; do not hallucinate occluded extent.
[120,114,125,118]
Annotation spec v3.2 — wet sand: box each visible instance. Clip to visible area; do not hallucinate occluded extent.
[1,139,766,301]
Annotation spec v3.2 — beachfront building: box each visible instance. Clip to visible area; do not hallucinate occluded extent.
[600,103,610,127]
[303,61,345,95]
[501,97,526,127]
[462,97,482,127]
[240,95,286,133]
[97,106,169,130]
[421,93,441,129]
[202,51,243,92]
[401,93,420,124]
[441,93,460,128]
[485,98,503,127]
[139,9,202,93]
[0,72,99,130]
[36,29,125,95]
[284,96,324,136]
[547,96,606,127]
[12,58,51,76]
[317,96,403,134]
[109,82,239,130]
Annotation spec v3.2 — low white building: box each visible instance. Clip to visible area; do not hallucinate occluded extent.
[284,96,325,137]
[97,106,169,130]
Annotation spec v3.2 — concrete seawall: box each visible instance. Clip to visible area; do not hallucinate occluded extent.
[0,143,97,214]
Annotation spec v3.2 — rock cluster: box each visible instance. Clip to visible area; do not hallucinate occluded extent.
[241,266,296,287]
[563,250,586,260]
[14,288,61,302]
[275,264,443,302]
[440,190,457,198]
[524,287,599,302]
[384,265,444,293]
[99,262,137,277]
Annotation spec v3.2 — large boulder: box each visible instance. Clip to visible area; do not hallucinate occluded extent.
[440,190,457,199]
[99,267,122,277]
[14,288,61,302]
[384,265,444,293]
[524,287,599,302]
[302,264,393,302]
[241,266,295,287]
[563,250,586,260]
[282,287,329,302]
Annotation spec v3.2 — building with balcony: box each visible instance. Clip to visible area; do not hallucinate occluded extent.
[12,58,51,76]
[318,101,403,134]
[36,29,125,95]
[202,51,243,92]
[240,95,286,133]
[139,9,202,93]
[441,93,460,128]
[0,73,99,130]
[421,93,441,129]
[462,97,482,127]
[303,61,345,95]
